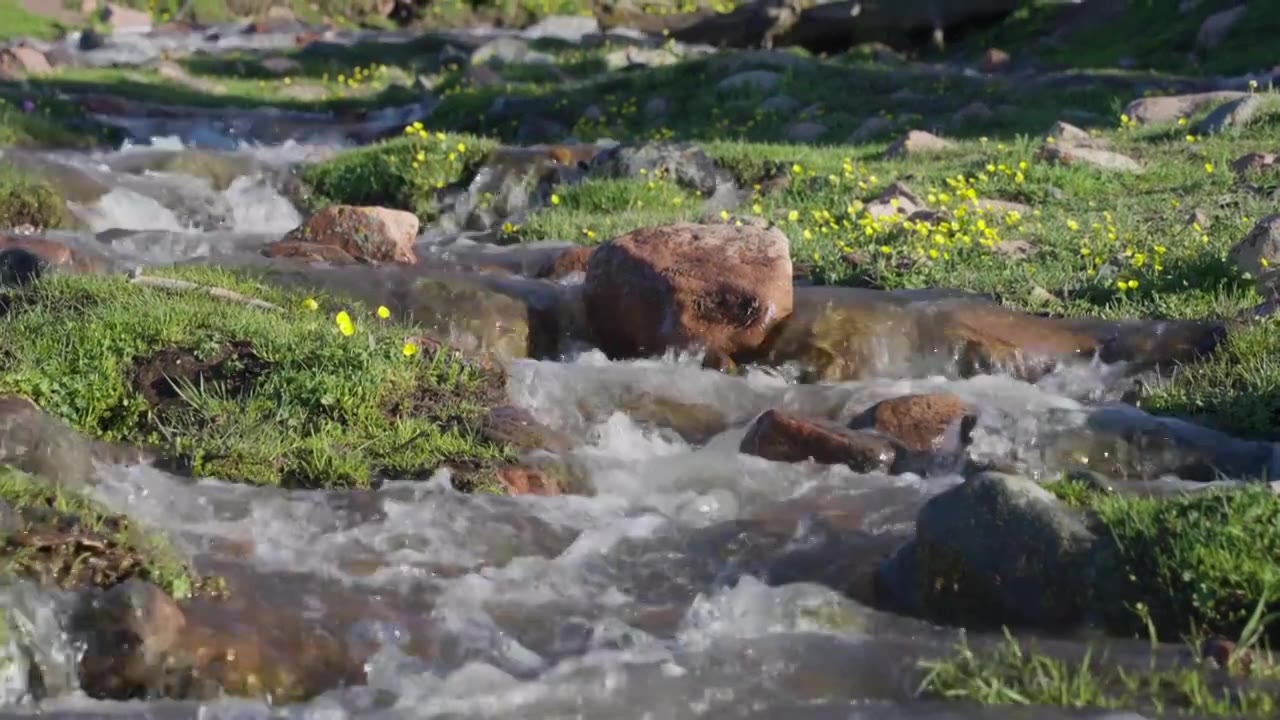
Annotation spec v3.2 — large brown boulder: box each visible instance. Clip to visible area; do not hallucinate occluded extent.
[583,223,793,362]
[276,206,419,265]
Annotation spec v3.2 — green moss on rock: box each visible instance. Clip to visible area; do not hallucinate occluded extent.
[0,162,69,230]
[0,465,204,599]
[0,267,514,489]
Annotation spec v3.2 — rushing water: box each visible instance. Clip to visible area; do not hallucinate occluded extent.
[0,34,1261,714]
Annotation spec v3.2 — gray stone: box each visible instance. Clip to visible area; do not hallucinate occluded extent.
[0,396,95,490]
[471,37,531,66]
[644,97,668,119]
[1196,5,1246,50]
[1039,144,1142,173]
[758,95,801,115]
[717,70,781,93]
[847,116,893,143]
[884,472,1100,629]
[1197,94,1266,135]
[786,121,828,143]
[588,143,735,195]
[521,15,600,43]
[1228,213,1280,282]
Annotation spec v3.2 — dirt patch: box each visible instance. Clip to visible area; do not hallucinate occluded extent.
[134,341,268,411]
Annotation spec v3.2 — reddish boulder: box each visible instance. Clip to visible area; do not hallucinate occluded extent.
[497,466,561,496]
[539,245,595,280]
[264,240,357,264]
[277,206,419,265]
[740,409,898,474]
[849,393,976,452]
[583,223,793,361]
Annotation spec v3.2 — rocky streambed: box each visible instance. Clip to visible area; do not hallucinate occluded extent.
[3,14,1280,720]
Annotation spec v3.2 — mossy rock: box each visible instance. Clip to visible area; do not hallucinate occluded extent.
[0,465,205,599]
[0,163,70,230]
[0,267,515,489]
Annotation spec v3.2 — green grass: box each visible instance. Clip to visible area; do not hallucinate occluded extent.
[0,268,514,489]
[918,631,1280,717]
[0,465,206,598]
[1047,481,1280,644]
[0,0,65,40]
[298,132,496,221]
[0,161,70,229]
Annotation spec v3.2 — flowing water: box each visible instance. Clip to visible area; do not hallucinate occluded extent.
[0,28,1267,720]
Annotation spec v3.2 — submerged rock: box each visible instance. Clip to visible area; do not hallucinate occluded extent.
[0,396,95,490]
[880,472,1100,629]
[406,275,531,361]
[77,579,188,698]
[584,223,793,363]
[741,409,899,474]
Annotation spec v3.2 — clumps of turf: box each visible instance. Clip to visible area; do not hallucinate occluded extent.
[297,132,495,221]
[0,465,206,599]
[1046,481,1280,644]
[0,162,69,229]
[0,267,513,489]
[1139,319,1280,441]
[917,631,1280,718]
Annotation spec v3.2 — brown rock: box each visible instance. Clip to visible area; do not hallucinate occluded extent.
[0,395,96,489]
[77,580,187,697]
[927,303,1100,378]
[482,405,574,453]
[979,48,1011,73]
[0,46,52,76]
[740,409,898,473]
[884,130,953,159]
[279,206,418,265]
[1186,208,1212,229]
[0,236,103,272]
[1231,152,1278,174]
[1044,120,1100,146]
[994,238,1036,258]
[1122,91,1247,126]
[497,466,561,496]
[849,394,976,452]
[583,223,793,360]
[538,245,594,280]
[547,144,601,168]
[264,240,357,264]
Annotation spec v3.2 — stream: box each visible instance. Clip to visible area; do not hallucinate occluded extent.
[0,23,1265,720]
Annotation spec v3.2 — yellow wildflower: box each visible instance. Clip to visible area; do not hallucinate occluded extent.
[377,306,391,320]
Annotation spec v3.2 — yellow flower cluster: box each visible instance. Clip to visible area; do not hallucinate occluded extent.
[300,300,416,357]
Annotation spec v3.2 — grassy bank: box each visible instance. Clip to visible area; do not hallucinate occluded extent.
[0,268,514,489]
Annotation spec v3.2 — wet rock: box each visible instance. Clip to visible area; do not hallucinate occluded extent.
[406,275,531,360]
[482,405,574,453]
[617,392,728,445]
[979,48,1010,73]
[0,247,45,287]
[881,472,1100,628]
[1231,152,1277,174]
[1197,94,1266,135]
[0,395,95,490]
[717,70,781,93]
[536,245,594,281]
[78,27,106,51]
[883,130,952,159]
[496,466,561,496]
[278,206,418,265]
[847,116,893,143]
[583,222,793,361]
[849,394,976,453]
[1122,91,1247,126]
[0,46,51,77]
[1196,5,1246,50]
[77,580,187,698]
[265,241,357,264]
[588,142,735,196]
[740,409,898,474]
[1038,144,1142,173]
[1228,213,1280,282]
